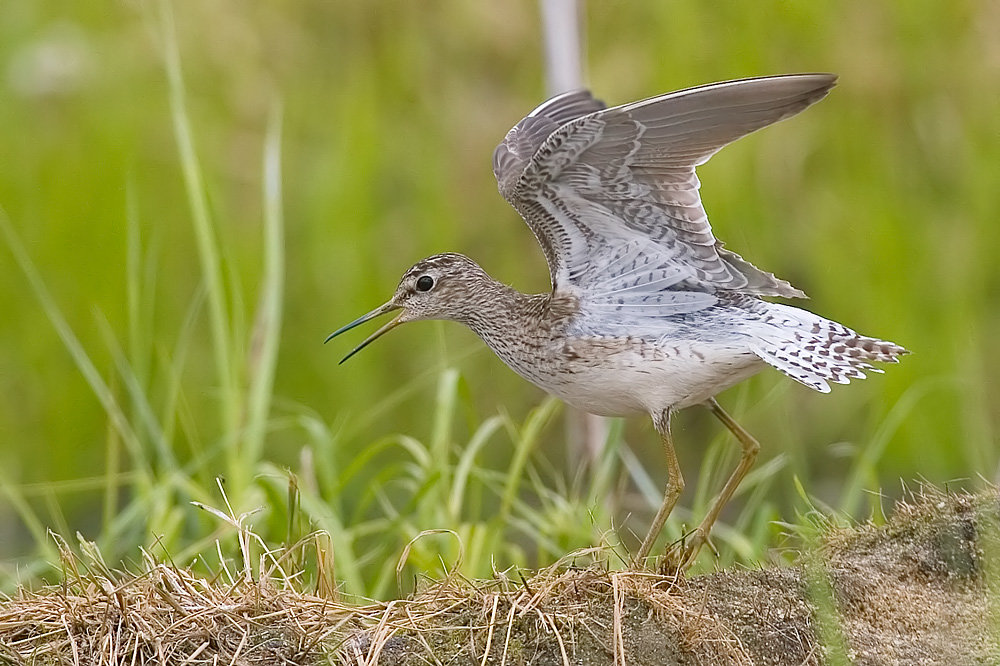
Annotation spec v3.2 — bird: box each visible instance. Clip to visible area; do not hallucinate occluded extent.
[325,74,907,567]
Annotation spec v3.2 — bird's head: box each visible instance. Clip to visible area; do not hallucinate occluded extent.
[325,252,492,363]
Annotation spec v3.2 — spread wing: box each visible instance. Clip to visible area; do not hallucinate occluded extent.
[493,74,837,317]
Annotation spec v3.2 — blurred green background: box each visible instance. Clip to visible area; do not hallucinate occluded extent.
[1,1,998,593]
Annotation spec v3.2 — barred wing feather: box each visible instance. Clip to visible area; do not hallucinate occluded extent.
[493,74,837,317]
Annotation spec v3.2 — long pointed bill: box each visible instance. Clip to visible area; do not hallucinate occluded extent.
[324,301,404,364]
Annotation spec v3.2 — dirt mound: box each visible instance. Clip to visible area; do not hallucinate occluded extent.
[341,490,1000,665]
[2,490,998,665]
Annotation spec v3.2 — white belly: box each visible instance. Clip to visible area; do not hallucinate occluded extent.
[514,340,765,417]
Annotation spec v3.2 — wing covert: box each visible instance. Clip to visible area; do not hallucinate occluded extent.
[492,90,606,198]
[494,74,836,311]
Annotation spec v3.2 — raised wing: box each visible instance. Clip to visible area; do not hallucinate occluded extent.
[493,74,836,316]
[492,89,606,183]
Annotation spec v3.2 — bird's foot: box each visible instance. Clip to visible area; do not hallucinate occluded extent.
[655,540,688,576]
[678,527,717,568]
[654,528,718,574]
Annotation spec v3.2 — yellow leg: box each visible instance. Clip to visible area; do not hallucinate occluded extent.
[681,397,760,566]
[635,409,684,562]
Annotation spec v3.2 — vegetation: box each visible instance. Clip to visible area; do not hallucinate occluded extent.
[3,489,997,664]
[1,0,998,599]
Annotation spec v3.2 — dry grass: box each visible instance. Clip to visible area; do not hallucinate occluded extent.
[0,538,355,664]
[2,489,999,665]
[0,534,755,665]
[0,541,699,665]
[335,554,754,666]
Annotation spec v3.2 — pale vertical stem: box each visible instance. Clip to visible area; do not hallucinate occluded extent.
[539,0,585,93]
[240,102,286,495]
[158,0,241,491]
[539,0,610,471]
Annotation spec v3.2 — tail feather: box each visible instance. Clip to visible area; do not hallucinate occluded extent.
[750,304,907,393]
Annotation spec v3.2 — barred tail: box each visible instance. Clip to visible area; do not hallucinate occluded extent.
[750,303,908,393]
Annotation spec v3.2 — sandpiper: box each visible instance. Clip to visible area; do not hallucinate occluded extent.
[326,74,907,566]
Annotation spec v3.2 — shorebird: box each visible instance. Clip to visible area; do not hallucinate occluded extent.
[326,74,907,566]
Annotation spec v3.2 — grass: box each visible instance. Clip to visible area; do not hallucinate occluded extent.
[1,0,999,599]
[4,489,997,664]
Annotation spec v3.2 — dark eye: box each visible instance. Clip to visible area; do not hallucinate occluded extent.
[415,275,434,292]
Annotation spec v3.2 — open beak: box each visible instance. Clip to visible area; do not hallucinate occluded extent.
[324,301,404,364]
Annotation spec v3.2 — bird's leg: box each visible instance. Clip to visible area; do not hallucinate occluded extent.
[635,409,684,563]
[682,397,760,565]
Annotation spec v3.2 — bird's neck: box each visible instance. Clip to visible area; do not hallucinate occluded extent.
[457,280,577,359]
[457,282,543,337]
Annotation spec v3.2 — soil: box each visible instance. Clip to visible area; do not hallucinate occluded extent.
[2,489,998,665]
[338,490,1000,665]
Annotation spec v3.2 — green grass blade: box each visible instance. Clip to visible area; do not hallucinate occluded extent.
[501,396,561,517]
[157,0,239,457]
[0,209,151,476]
[839,378,947,516]
[430,368,459,507]
[242,102,286,488]
[448,415,503,520]
[94,314,177,470]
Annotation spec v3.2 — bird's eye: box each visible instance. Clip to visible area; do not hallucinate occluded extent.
[415,275,434,292]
